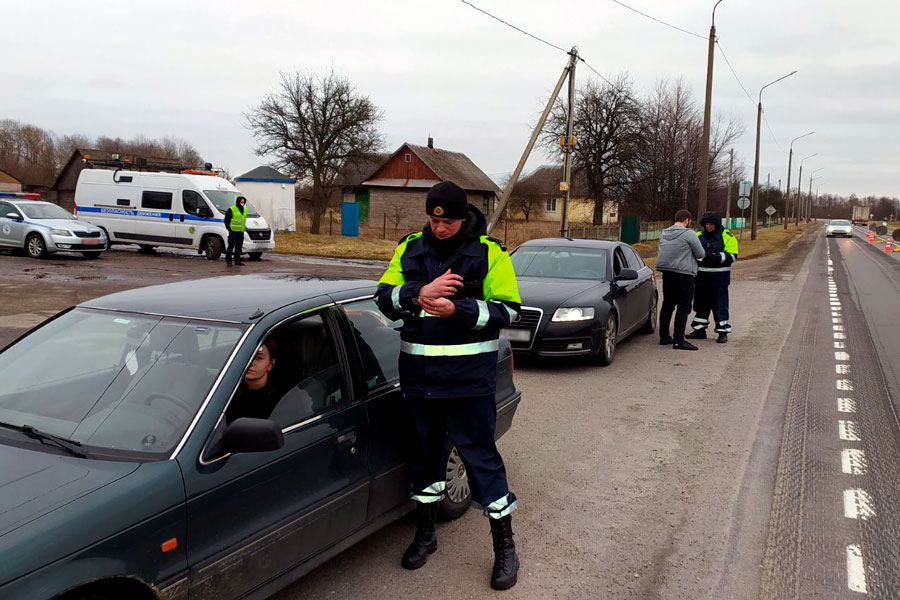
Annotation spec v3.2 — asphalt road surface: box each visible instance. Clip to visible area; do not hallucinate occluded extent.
[6,227,900,598]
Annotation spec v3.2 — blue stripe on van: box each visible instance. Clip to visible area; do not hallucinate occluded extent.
[77,206,223,223]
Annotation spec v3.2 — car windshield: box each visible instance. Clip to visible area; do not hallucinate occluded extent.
[203,190,261,218]
[0,308,246,458]
[17,202,75,220]
[830,220,851,226]
[511,246,607,280]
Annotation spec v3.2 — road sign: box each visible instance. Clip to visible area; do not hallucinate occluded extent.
[765,205,776,216]
[737,197,750,210]
[739,180,751,198]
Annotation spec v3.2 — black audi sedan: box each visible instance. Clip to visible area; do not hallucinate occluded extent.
[504,238,657,365]
[0,275,520,600]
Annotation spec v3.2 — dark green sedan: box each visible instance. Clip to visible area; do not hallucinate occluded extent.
[0,274,520,600]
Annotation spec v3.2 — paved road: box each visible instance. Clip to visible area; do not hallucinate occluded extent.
[758,228,900,598]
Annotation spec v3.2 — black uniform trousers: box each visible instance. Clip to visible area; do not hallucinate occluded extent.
[225,230,244,264]
[659,271,695,343]
[406,394,512,511]
[691,281,731,333]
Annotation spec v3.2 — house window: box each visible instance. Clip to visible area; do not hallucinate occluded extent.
[404,154,411,163]
[483,195,492,215]
[545,197,558,213]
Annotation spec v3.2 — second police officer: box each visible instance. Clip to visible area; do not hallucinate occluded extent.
[224,195,248,266]
[688,211,739,343]
[375,181,522,590]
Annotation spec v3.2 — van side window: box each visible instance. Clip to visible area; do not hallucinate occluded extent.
[142,191,173,211]
[182,190,207,216]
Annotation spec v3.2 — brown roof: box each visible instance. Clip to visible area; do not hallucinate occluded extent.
[362,143,500,194]
[0,168,21,185]
[52,148,182,189]
[336,153,390,187]
[517,165,590,197]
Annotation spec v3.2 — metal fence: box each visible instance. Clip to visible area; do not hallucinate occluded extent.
[571,221,669,243]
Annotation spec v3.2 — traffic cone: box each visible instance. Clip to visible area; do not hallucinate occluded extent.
[885,238,893,252]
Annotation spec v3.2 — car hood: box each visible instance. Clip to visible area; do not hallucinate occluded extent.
[0,442,139,539]
[29,219,101,233]
[517,277,607,308]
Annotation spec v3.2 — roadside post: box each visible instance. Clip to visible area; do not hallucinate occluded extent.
[765,205,776,228]
[737,180,751,242]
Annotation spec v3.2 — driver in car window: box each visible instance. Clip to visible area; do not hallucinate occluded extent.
[225,337,279,424]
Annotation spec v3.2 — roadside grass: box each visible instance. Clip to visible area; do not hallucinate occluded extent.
[274,231,397,260]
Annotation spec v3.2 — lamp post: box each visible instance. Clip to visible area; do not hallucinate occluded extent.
[751,70,797,240]
[796,153,817,222]
[698,0,727,217]
[785,131,814,228]
[807,167,825,222]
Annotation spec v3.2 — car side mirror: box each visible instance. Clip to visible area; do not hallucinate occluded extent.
[221,417,284,454]
[6,213,22,221]
[616,268,639,281]
[198,207,211,218]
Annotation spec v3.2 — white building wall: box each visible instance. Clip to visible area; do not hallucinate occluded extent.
[234,180,297,232]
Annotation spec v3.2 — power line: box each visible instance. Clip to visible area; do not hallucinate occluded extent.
[715,41,755,108]
[610,0,706,40]
[458,0,570,55]
[579,58,615,87]
[762,109,788,154]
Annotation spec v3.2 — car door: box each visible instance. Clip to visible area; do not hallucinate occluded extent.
[611,245,640,333]
[179,189,213,246]
[337,297,413,519]
[0,202,24,247]
[623,245,654,331]
[183,308,371,599]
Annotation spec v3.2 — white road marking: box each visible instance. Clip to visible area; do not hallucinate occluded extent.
[836,364,851,375]
[831,301,842,306]
[835,332,847,340]
[828,259,833,265]
[838,397,857,413]
[846,545,868,593]
[835,341,846,349]
[833,318,843,324]
[837,379,854,391]
[836,351,850,361]
[834,325,845,331]
[840,420,861,440]
[841,448,867,473]
[844,489,876,520]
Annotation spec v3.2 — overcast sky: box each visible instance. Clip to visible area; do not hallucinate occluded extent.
[5,0,899,198]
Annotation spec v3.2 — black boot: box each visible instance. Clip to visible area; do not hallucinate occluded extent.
[401,502,438,570]
[685,329,707,340]
[489,515,520,590]
[717,332,728,343]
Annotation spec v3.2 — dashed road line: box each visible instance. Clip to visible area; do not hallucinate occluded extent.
[847,545,869,593]
[841,448,866,473]
[839,420,861,441]
[843,489,876,520]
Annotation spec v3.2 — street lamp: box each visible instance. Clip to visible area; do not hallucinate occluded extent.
[796,153,817,222]
[698,0,727,217]
[751,70,797,240]
[784,131,814,229]
[807,167,825,222]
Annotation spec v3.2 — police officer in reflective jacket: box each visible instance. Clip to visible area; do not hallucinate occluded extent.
[375,181,522,590]
[688,211,739,343]
[224,195,248,266]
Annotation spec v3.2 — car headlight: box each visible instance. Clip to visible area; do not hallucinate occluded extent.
[552,307,595,322]
[50,229,73,236]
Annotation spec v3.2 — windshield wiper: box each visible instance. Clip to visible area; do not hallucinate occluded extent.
[0,422,90,458]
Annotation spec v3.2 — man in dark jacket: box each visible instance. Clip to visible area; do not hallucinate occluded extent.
[223,195,248,266]
[687,211,739,343]
[375,181,522,590]
[656,209,706,350]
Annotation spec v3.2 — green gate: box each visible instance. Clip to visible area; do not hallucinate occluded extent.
[354,189,370,223]
[619,215,640,244]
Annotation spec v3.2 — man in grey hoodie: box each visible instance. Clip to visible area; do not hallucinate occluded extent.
[656,209,706,350]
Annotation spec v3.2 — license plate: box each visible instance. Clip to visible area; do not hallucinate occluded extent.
[82,239,101,245]
[503,329,531,343]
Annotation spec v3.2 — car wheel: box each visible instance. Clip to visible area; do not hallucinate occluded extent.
[25,234,47,259]
[598,312,617,366]
[438,445,472,521]
[639,292,658,334]
[203,235,223,260]
[80,252,102,259]
[248,252,263,261]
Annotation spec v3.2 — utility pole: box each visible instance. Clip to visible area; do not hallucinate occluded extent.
[796,153,816,224]
[786,131,814,228]
[486,56,572,235]
[724,148,733,222]
[766,173,770,227]
[699,0,727,217]
[560,47,578,237]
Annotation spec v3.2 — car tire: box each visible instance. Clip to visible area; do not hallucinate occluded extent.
[248,252,263,261]
[597,312,617,366]
[25,233,47,259]
[639,292,658,334]
[81,252,102,259]
[438,445,472,521]
[137,245,156,253]
[203,235,223,260]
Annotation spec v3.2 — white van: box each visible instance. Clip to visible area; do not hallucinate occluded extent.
[74,169,275,260]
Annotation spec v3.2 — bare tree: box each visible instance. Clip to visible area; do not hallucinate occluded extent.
[504,173,543,222]
[543,74,643,225]
[246,70,384,234]
[385,198,408,233]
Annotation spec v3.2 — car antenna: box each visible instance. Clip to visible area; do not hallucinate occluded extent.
[249,308,264,320]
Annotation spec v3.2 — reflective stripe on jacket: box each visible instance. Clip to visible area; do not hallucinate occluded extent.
[228,205,247,232]
[697,228,738,283]
[375,225,521,398]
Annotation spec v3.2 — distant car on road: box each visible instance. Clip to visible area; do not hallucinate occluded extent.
[504,238,657,365]
[0,193,107,259]
[0,274,520,600]
[826,219,853,238]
